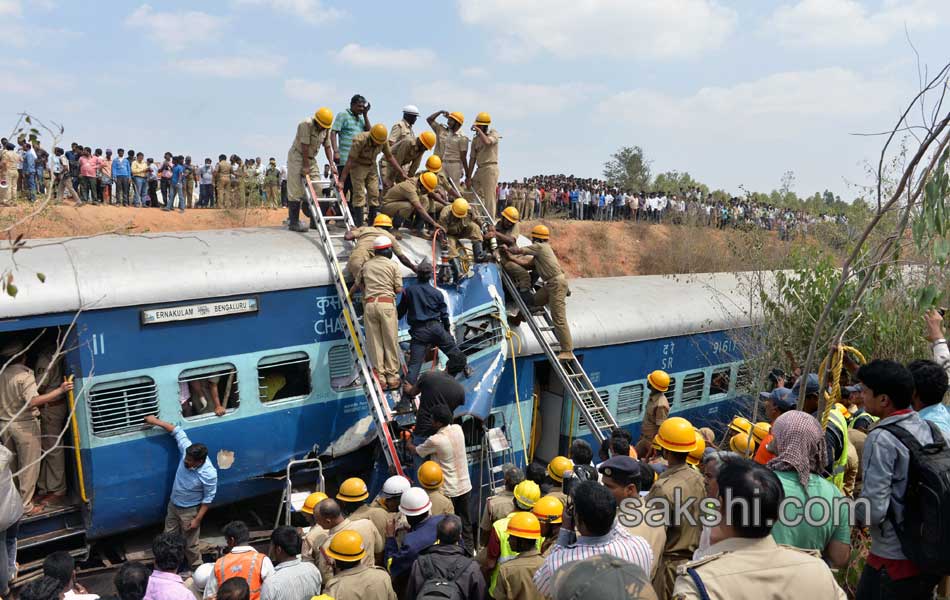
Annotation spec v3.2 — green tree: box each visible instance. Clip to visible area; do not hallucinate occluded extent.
[603,146,651,191]
[651,170,707,195]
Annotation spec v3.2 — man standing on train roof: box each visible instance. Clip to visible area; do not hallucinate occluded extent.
[467,112,501,218]
[286,107,335,232]
[339,124,406,227]
[144,415,217,570]
[427,110,469,188]
[390,105,418,146]
[636,370,671,458]
[350,237,403,391]
[500,225,574,361]
[343,213,415,280]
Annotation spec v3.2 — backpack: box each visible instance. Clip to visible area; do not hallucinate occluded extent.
[415,554,465,600]
[880,420,950,574]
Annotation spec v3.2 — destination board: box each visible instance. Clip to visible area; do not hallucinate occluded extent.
[141,298,258,324]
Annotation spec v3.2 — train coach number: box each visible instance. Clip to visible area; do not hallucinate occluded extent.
[661,343,674,370]
[712,340,734,354]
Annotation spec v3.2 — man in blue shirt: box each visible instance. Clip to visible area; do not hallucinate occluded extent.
[385,487,444,598]
[908,359,950,436]
[112,149,131,206]
[20,140,36,202]
[145,415,217,569]
[164,156,186,212]
[331,94,370,198]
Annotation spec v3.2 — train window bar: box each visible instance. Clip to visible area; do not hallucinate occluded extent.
[88,376,159,437]
[681,372,706,403]
[178,364,240,419]
[259,351,312,404]
[617,384,645,418]
[327,345,360,392]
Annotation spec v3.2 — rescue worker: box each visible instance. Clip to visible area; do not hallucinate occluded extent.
[339,124,406,227]
[426,110,469,188]
[382,131,435,189]
[390,105,418,146]
[214,154,231,208]
[599,455,666,579]
[351,237,403,390]
[728,431,756,456]
[725,416,752,447]
[509,183,524,221]
[417,460,455,516]
[645,417,705,599]
[467,112,501,218]
[323,530,397,600]
[489,207,530,310]
[203,521,274,600]
[35,342,68,506]
[299,491,328,561]
[286,108,335,232]
[379,172,444,234]
[637,370,671,458]
[685,430,706,470]
[531,496,563,557]
[350,475,410,542]
[307,498,383,582]
[0,142,18,205]
[481,480,541,596]
[343,213,415,281]
[386,487,445,598]
[479,465,523,546]
[0,339,73,515]
[263,158,280,209]
[438,198,488,270]
[545,456,573,506]
[492,512,544,600]
[794,373,850,490]
[500,225,573,360]
[525,186,540,220]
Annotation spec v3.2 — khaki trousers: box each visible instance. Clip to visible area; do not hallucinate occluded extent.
[443,161,463,190]
[1,418,41,511]
[165,502,202,568]
[265,184,280,208]
[534,275,572,353]
[215,180,230,208]
[363,302,400,379]
[503,260,531,290]
[346,248,373,280]
[350,162,379,208]
[38,402,68,496]
[380,199,414,221]
[653,555,689,600]
[472,164,498,218]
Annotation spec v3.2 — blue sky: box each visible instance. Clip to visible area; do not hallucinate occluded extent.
[2,0,948,200]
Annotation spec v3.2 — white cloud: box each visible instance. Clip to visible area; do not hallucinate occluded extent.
[410,80,593,120]
[176,54,287,78]
[767,0,950,47]
[458,0,737,60]
[1,58,74,96]
[0,0,22,17]
[283,78,338,102]
[125,4,226,52]
[333,43,436,69]
[232,0,344,24]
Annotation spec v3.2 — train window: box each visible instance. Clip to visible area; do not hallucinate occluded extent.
[456,312,504,357]
[681,372,705,403]
[328,345,360,391]
[179,364,239,418]
[667,376,677,400]
[89,376,159,437]
[710,368,731,395]
[735,364,754,394]
[617,384,644,418]
[259,352,311,403]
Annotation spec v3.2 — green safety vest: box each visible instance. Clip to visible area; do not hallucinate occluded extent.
[825,409,851,491]
[849,409,879,429]
[488,512,541,596]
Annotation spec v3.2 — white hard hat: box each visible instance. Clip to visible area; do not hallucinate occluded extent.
[373,236,392,251]
[402,105,419,116]
[399,487,432,516]
[193,563,214,592]
[381,475,411,498]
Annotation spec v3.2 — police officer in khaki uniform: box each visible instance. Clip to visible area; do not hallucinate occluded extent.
[263,158,281,209]
[671,459,847,600]
[340,124,406,227]
[0,339,73,515]
[468,112,501,218]
[509,183,524,220]
[214,154,230,208]
[501,225,573,360]
[389,105,418,146]
[478,465,522,545]
[352,237,403,390]
[637,370,672,458]
[304,498,383,583]
[35,342,68,505]
[380,172,443,233]
[438,198,486,264]
[344,213,415,280]
[324,530,397,600]
[0,142,19,205]
[287,108,335,231]
[381,131,435,189]
[525,186,540,220]
[418,461,455,517]
[645,417,706,599]
[493,512,544,600]
[488,206,529,293]
[426,110,469,188]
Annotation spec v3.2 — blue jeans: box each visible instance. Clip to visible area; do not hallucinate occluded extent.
[133,177,147,206]
[23,172,36,201]
[165,182,184,210]
[35,167,45,193]
[0,523,18,596]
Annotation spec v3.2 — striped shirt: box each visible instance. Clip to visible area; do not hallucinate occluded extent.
[532,521,653,598]
[260,559,322,600]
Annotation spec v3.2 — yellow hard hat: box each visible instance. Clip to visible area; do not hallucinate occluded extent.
[425,155,442,173]
[686,431,706,466]
[420,171,439,193]
[513,480,541,509]
[727,416,753,436]
[507,511,541,540]
[370,123,388,144]
[311,596,334,600]
[501,206,520,223]
[336,477,369,502]
[325,530,366,562]
[313,107,333,129]
[729,433,757,456]
[373,213,393,228]
[532,495,564,524]
[835,403,851,419]
[301,491,328,515]
[475,112,491,126]
[451,198,469,218]
[530,224,550,240]
[547,456,573,483]
[751,422,771,444]
[652,435,661,451]
[656,416,698,453]
[447,111,465,126]
[418,461,444,490]
[419,130,436,150]
[647,370,671,393]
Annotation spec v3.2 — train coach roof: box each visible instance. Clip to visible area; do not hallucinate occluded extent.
[516,272,766,355]
[0,227,435,318]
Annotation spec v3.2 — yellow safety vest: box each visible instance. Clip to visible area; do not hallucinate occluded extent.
[488,513,541,596]
[825,409,851,491]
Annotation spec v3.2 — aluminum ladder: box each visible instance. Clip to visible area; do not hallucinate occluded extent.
[447,180,618,444]
[303,175,406,476]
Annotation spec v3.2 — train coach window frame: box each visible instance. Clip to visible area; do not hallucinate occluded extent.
[328,344,360,392]
[710,367,732,396]
[179,364,240,419]
[666,376,678,402]
[680,372,705,404]
[88,376,159,437]
[617,384,644,419]
[259,352,312,404]
[456,310,505,358]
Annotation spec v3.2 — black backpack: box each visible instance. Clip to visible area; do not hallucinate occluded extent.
[880,420,950,574]
[414,554,465,600]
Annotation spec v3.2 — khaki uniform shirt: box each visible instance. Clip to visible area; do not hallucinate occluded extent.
[646,463,705,558]
[348,132,393,166]
[0,364,39,421]
[493,549,544,600]
[390,138,425,175]
[427,489,455,516]
[389,119,413,146]
[437,171,456,195]
[622,505,667,578]
[289,119,331,161]
[356,255,402,299]
[522,243,563,281]
[671,535,847,600]
[432,123,468,164]
[352,504,393,543]
[215,160,230,183]
[304,517,382,582]
[526,189,540,204]
[438,205,481,239]
[383,179,427,212]
[350,226,407,260]
[640,393,670,441]
[34,349,63,395]
[324,564,397,600]
[472,128,501,167]
[479,490,516,531]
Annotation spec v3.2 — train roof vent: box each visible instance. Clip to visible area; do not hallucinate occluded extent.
[88,376,159,437]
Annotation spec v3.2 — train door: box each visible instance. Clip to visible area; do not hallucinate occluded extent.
[532,361,565,464]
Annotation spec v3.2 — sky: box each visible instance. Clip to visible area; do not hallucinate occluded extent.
[2,0,949,200]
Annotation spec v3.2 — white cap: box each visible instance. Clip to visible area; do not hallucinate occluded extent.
[402,105,419,116]
[193,563,214,592]
[399,487,432,516]
[373,235,392,251]
[381,475,411,498]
